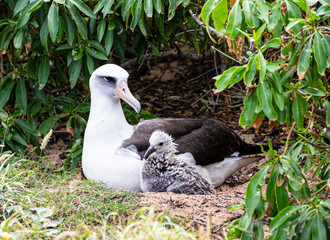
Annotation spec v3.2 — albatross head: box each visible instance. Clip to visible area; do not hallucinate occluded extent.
[90,64,141,113]
[144,130,178,159]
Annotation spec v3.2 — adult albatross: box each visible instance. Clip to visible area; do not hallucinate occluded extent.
[82,64,263,191]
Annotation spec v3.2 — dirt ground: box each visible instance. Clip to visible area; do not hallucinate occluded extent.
[46,57,286,238]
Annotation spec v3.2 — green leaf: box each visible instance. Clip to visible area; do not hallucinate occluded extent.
[12,132,27,147]
[121,0,135,20]
[38,55,50,90]
[144,0,153,18]
[63,10,75,46]
[269,205,303,232]
[15,78,27,112]
[311,214,327,240]
[105,29,114,56]
[16,12,31,29]
[69,59,82,88]
[225,1,242,39]
[0,81,16,109]
[97,18,106,42]
[257,51,266,83]
[13,119,38,135]
[130,0,143,30]
[102,0,114,18]
[257,79,278,120]
[286,18,304,32]
[68,0,95,18]
[40,19,48,50]
[313,31,326,75]
[88,40,106,55]
[86,53,94,75]
[153,0,164,14]
[245,166,270,228]
[273,87,284,111]
[256,0,271,23]
[239,89,257,127]
[67,5,88,39]
[26,0,43,13]
[275,182,289,211]
[168,0,176,20]
[244,56,257,86]
[297,38,313,76]
[48,3,59,42]
[212,0,227,34]
[292,92,304,129]
[13,29,24,49]
[14,0,29,16]
[214,66,246,92]
[290,0,309,12]
[326,101,330,127]
[242,1,254,29]
[86,48,108,60]
[261,38,281,51]
[39,113,70,135]
[286,1,303,34]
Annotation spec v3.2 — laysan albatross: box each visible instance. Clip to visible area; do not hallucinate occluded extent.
[82,64,263,191]
[141,130,215,195]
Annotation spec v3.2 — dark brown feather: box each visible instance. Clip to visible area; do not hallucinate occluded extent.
[122,118,263,165]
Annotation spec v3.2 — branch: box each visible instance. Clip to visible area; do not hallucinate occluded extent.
[188,10,221,39]
[304,139,330,149]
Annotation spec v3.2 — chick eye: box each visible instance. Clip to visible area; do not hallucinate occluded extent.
[104,76,116,82]
[159,142,164,146]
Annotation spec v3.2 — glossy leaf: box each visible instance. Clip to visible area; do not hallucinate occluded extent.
[97,18,106,42]
[0,81,16,109]
[13,29,23,49]
[15,78,27,112]
[297,38,313,76]
[69,59,82,88]
[16,12,31,29]
[286,1,303,34]
[105,29,114,56]
[257,79,278,120]
[214,66,246,92]
[292,92,304,129]
[144,0,153,18]
[212,0,227,34]
[39,113,70,135]
[131,0,143,29]
[245,166,270,227]
[257,51,266,83]
[122,0,135,20]
[275,182,289,211]
[153,0,164,14]
[239,89,257,127]
[48,3,59,42]
[68,0,95,18]
[256,0,270,23]
[311,214,327,240]
[269,205,303,232]
[13,0,29,16]
[67,5,88,39]
[168,0,176,20]
[261,38,281,51]
[102,0,114,18]
[225,1,242,39]
[13,119,38,135]
[242,1,254,29]
[313,31,326,74]
[244,56,257,86]
[86,48,108,60]
[38,55,50,90]
[326,101,330,127]
[63,10,75,46]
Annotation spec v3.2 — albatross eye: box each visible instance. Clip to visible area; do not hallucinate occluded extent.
[159,142,164,146]
[104,76,116,83]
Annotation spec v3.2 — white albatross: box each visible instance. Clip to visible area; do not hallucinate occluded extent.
[82,64,263,191]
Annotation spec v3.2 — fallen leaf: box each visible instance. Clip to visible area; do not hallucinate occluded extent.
[66,124,75,138]
[252,117,264,133]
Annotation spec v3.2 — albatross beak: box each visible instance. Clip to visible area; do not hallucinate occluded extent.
[115,80,141,114]
[144,145,156,159]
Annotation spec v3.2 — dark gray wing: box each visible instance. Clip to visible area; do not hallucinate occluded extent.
[122,118,263,165]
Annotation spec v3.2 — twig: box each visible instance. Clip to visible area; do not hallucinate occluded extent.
[283,122,296,154]
[304,139,330,149]
[186,67,220,83]
[188,10,221,39]
[211,46,240,64]
[191,89,213,106]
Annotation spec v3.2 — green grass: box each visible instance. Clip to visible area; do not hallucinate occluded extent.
[0,152,198,239]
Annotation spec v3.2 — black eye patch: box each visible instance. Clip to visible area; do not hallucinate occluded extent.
[104,76,116,82]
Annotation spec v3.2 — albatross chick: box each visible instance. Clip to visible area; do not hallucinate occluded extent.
[141,130,216,195]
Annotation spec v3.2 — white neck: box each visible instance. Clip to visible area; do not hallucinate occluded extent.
[83,89,134,157]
